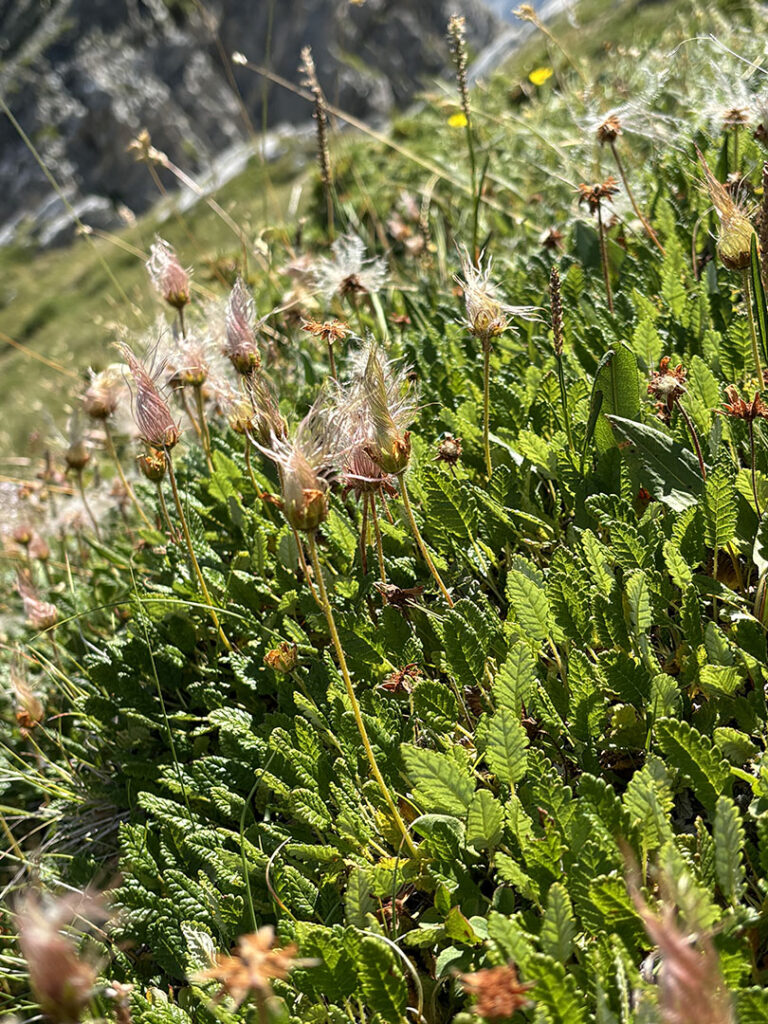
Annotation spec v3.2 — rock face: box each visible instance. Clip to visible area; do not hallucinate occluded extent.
[0,0,499,247]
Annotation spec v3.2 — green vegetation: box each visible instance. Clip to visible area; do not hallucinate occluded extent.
[3,2,768,1024]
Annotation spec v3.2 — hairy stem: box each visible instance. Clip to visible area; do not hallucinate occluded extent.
[750,419,761,518]
[399,475,454,607]
[597,201,615,314]
[165,453,232,650]
[483,343,493,479]
[742,267,763,381]
[75,470,101,540]
[103,422,152,528]
[306,532,417,856]
[370,492,388,583]
[674,399,707,481]
[194,384,215,474]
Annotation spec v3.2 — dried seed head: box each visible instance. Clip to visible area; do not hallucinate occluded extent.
[167,333,212,388]
[698,149,757,271]
[301,317,351,347]
[227,398,257,436]
[312,233,387,300]
[29,532,50,563]
[119,345,181,449]
[264,641,298,674]
[381,663,421,694]
[146,237,191,309]
[137,448,166,482]
[721,385,768,421]
[457,247,539,346]
[17,573,58,631]
[596,114,622,144]
[435,434,463,468]
[648,357,687,411]
[577,177,620,214]
[225,278,261,375]
[722,106,750,129]
[195,926,305,1008]
[458,964,536,1021]
[258,393,346,533]
[83,366,124,420]
[18,892,103,1024]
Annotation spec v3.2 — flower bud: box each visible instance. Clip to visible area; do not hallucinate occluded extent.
[146,238,191,309]
[138,448,166,482]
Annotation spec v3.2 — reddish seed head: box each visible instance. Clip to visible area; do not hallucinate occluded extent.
[458,963,536,1022]
[146,238,191,309]
[16,573,58,631]
[264,641,298,674]
[119,345,181,449]
[721,385,768,421]
[194,926,303,1008]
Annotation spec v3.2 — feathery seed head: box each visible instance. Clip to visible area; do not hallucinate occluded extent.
[17,892,103,1024]
[246,374,287,448]
[259,393,346,532]
[312,234,387,300]
[83,365,125,421]
[146,237,191,309]
[167,332,212,388]
[698,149,756,270]
[11,667,44,732]
[457,248,539,346]
[458,963,536,1021]
[17,573,58,631]
[354,343,417,476]
[119,345,181,449]
[226,277,261,375]
[648,357,687,411]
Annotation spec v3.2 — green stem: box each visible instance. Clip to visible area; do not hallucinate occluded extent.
[370,492,387,583]
[597,202,614,314]
[743,268,763,381]
[555,353,575,457]
[750,419,761,518]
[194,384,215,474]
[483,343,492,479]
[399,475,454,607]
[674,399,707,481]
[104,422,152,528]
[306,533,417,857]
[610,141,665,255]
[165,453,232,651]
[75,470,101,539]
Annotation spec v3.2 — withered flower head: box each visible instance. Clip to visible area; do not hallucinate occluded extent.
[373,582,424,610]
[119,345,181,449]
[456,247,539,347]
[195,926,305,1008]
[721,385,768,422]
[17,573,58,631]
[458,963,536,1022]
[264,641,298,674]
[301,318,351,346]
[226,278,261,375]
[166,333,213,388]
[540,226,564,250]
[146,237,191,309]
[227,398,257,436]
[722,107,750,129]
[18,892,103,1024]
[381,663,421,694]
[64,415,90,473]
[596,114,623,144]
[698,149,756,271]
[648,357,687,411]
[137,448,166,482]
[83,366,125,421]
[312,233,387,300]
[258,393,346,533]
[435,434,463,468]
[29,532,50,563]
[577,177,620,214]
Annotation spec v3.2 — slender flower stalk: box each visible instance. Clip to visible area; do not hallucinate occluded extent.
[596,115,664,254]
[368,493,388,584]
[648,358,706,480]
[64,420,101,539]
[301,318,350,380]
[550,266,575,457]
[721,385,768,517]
[457,248,539,478]
[102,420,152,528]
[307,532,416,855]
[742,267,763,381]
[259,397,416,854]
[399,476,454,608]
[577,179,620,314]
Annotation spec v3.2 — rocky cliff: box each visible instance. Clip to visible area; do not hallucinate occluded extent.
[0,0,499,247]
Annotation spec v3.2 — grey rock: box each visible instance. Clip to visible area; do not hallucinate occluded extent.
[0,0,501,248]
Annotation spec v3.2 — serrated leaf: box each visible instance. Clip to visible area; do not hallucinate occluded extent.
[703,467,737,554]
[358,937,407,1023]
[541,883,576,964]
[412,679,458,734]
[401,746,474,816]
[466,789,504,850]
[526,952,587,1024]
[494,641,536,713]
[714,795,745,903]
[656,719,732,815]
[484,708,529,785]
[506,569,551,642]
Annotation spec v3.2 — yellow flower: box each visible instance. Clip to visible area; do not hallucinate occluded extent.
[529,66,553,86]
[448,112,468,128]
